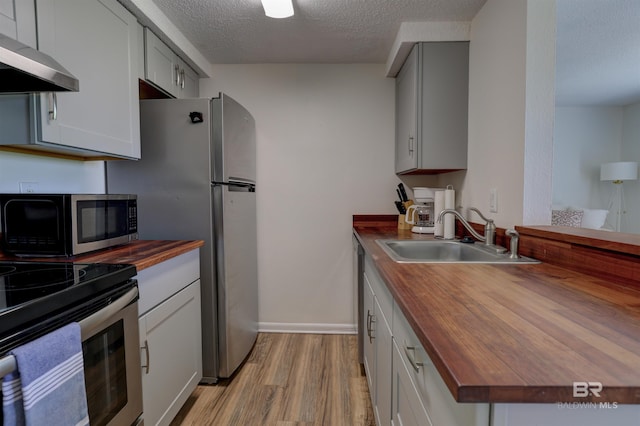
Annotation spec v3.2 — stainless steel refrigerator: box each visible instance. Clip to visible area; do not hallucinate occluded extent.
[106,93,258,383]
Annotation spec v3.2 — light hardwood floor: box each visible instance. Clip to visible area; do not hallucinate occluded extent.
[170,333,375,426]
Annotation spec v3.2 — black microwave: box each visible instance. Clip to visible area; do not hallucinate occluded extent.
[0,194,138,256]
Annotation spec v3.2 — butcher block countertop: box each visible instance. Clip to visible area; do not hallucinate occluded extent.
[353,219,640,404]
[0,240,204,272]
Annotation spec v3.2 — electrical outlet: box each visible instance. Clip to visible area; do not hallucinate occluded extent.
[489,188,498,213]
[19,182,39,193]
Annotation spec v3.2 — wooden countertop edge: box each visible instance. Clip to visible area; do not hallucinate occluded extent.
[0,240,205,272]
[353,221,640,404]
[517,225,640,257]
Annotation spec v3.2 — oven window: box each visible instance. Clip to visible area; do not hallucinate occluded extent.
[77,200,129,243]
[83,319,128,426]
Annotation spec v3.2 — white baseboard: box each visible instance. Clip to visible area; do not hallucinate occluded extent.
[259,322,357,335]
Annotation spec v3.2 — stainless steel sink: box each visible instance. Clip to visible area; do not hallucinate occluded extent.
[376,239,540,264]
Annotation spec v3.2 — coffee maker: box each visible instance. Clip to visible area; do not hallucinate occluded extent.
[405,187,437,233]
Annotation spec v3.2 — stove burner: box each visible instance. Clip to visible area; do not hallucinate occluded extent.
[0,268,87,290]
[0,266,17,275]
[0,261,137,344]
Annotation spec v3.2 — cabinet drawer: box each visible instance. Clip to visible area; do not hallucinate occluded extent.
[392,339,432,426]
[393,303,489,426]
[136,249,200,315]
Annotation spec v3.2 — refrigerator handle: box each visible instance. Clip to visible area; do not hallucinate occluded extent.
[212,181,256,192]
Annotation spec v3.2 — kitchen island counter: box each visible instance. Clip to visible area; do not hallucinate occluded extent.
[354,217,640,404]
[0,239,204,271]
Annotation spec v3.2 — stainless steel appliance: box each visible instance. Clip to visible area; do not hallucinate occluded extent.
[0,261,142,426]
[0,194,138,256]
[106,93,258,382]
[0,34,79,93]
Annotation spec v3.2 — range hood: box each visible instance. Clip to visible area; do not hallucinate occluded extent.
[0,34,79,93]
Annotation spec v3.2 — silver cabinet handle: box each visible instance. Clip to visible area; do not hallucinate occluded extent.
[48,92,57,121]
[366,309,376,343]
[404,344,424,373]
[174,64,181,87]
[180,69,185,89]
[141,339,150,374]
[408,136,414,157]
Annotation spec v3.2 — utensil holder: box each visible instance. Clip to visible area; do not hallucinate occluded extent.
[398,214,412,230]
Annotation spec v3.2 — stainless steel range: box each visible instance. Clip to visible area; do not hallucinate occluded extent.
[0,261,143,426]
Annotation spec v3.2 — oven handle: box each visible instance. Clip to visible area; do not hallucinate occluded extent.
[0,287,139,378]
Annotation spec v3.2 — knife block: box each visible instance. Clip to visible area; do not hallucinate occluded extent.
[398,213,412,230]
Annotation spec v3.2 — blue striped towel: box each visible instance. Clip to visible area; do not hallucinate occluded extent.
[2,323,89,426]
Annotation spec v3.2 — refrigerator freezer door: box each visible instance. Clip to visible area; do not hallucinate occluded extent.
[211,93,256,184]
[213,183,258,378]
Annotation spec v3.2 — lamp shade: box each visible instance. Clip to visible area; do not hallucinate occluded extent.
[600,161,638,182]
[261,0,294,18]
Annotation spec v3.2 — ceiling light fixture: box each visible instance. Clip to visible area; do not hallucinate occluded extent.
[261,0,294,18]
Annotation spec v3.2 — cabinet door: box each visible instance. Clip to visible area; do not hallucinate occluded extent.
[374,296,393,426]
[363,274,376,403]
[139,280,202,426]
[35,0,140,159]
[144,27,178,97]
[392,340,432,426]
[178,59,199,98]
[418,42,469,170]
[395,44,419,174]
[0,0,36,47]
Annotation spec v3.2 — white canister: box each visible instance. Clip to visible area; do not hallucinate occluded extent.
[444,185,455,239]
[434,190,445,237]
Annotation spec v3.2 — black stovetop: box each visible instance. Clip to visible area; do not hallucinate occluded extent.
[0,260,137,350]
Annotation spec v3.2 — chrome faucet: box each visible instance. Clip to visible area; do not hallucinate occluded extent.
[437,207,505,253]
[437,207,494,244]
[505,228,520,259]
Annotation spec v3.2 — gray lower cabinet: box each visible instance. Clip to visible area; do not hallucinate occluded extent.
[395,42,469,175]
[391,340,431,426]
[358,239,640,426]
[392,303,490,426]
[137,249,203,426]
[364,256,393,426]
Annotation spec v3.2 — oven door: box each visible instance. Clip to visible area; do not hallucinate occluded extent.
[80,286,143,426]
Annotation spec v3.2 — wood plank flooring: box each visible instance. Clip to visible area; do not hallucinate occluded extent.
[170,333,375,426]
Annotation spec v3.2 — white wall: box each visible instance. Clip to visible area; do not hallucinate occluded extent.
[622,102,640,233]
[460,0,555,229]
[552,103,640,233]
[200,64,407,333]
[553,107,623,209]
[0,151,105,193]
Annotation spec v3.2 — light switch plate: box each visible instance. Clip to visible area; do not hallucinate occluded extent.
[489,188,498,213]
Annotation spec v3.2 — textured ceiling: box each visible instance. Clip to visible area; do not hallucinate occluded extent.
[150,0,487,64]
[150,0,639,106]
[556,0,640,106]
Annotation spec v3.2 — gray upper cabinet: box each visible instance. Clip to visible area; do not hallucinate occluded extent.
[395,42,469,175]
[35,0,141,159]
[144,28,199,99]
[0,0,36,47]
